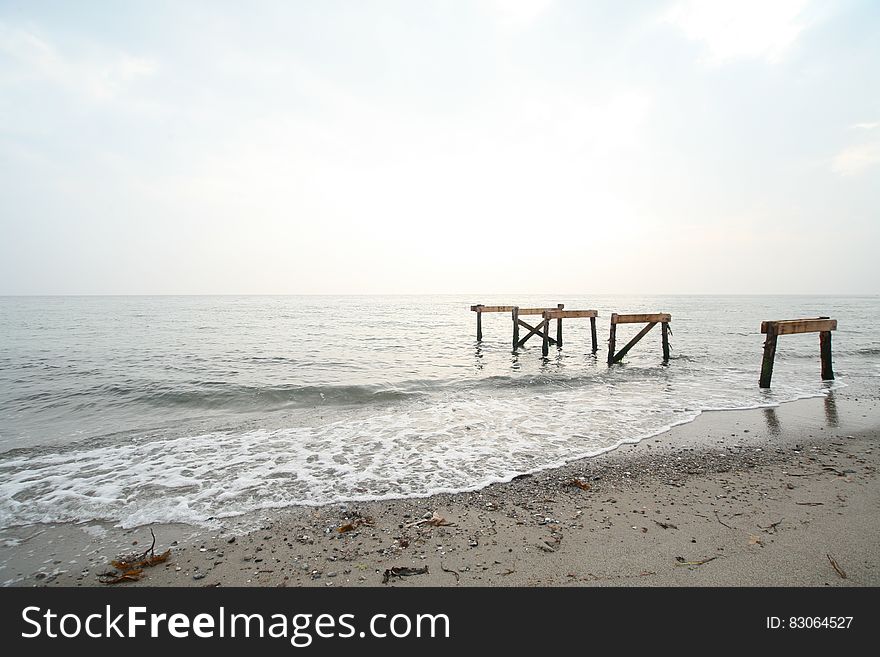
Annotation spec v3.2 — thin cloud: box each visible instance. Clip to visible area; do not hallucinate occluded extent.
[831,140,880,176]
[0,22,156,102]
[665,0,811,64]
[483,0,554,32]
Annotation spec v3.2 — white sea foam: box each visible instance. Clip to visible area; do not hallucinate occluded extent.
[0,375,840,528]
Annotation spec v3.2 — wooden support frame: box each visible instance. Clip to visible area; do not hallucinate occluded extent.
[607,312,672,365]
[541,309,600,354]
[470,304,562,342]
[514,307,559,351]
[759,317,837,388]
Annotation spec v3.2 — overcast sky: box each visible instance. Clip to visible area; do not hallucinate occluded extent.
[1,0,878,295]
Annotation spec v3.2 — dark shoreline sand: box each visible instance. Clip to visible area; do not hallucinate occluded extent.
[4,379,879,587]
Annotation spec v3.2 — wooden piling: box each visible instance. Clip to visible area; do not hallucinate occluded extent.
[542,317,550,357]
[590,316,597,353]
[607,314,617,365]
[820,331,834,380]
[759,323,779,389]
[476,306,483,341]
[512,307,520,352]
[556,303,564,348]
[661,322,670,362]
[759,317,836,388]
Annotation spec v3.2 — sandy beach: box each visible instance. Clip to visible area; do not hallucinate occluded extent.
[4,379,878,588]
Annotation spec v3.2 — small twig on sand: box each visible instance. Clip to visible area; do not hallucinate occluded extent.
[653,520,678,530]
[758,519,784,532]
[714,510,734,529]
[827,554,847,579]
[440,563,460,582]
[675,556,718,567]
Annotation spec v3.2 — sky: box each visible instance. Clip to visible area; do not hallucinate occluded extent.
[1,0,878,295]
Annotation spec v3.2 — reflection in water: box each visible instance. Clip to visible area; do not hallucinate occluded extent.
[763,407,781,436]
[824,392,840,428]
[473,343,484,370]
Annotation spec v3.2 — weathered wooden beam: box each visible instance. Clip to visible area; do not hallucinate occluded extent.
[760,318,837,335]
[820,331,834,380]
[476,309,482,341]
[542,309,598,319]
[590,316,597,353]
[607,315,617,365]
[471,305,516,313]
[511,307,519,351]
[516,319,558,348]
[542,318,550,357]
[556,303,564,348]
[514,307,561,316]
[661,322,670,362]
[611,322,657,364]
[612,313,672,324]
[759,323,779,388]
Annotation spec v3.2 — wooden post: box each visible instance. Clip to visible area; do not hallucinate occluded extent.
[820,331,834,380]
[661,322,670,362]
[476,306,483,342]
[607,314,617,365]
[556,303,564,348]
[542,317,550,357]
[512,307,520,352]
[590,316,597,353]
[759,323,778,388]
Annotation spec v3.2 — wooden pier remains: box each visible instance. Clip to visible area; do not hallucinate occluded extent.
[541,309,599,357]
[607,313,672,365]
[759,317,837,388]
[470,304,598,355]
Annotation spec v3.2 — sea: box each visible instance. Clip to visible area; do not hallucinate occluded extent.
[1,295,877,529]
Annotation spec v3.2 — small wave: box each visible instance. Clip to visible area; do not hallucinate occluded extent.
[5,381,428,414]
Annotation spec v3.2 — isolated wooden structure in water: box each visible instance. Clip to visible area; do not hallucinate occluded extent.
[759,317,837,388]
[607,313,672,365]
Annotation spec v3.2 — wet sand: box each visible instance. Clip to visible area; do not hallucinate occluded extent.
[4,380,879,587]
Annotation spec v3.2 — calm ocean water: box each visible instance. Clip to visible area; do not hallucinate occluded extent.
[1,295,878,529]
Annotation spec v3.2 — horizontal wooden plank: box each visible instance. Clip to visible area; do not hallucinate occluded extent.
[516,307,561,316]
[543,309,598,319]
[470,305,515,313]
[611,313,671,324]
[761,318,836,335]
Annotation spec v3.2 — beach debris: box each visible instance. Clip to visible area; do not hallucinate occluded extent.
[826,554,847,579]
[406,512,455,528]
[796,501,824,506]
[440,563,460,582]
[675,556,718,567]
[748,535,764,547]
[714,510,735,529]
[653,520,678,530]
[337,511,374,533]
[568,478,592,491]
[757,519,783,533]
[98,528,171,584]
[382,566,429,584]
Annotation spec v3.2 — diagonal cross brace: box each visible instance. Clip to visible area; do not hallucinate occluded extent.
[610,321,657,364]
[516,318,558,348]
